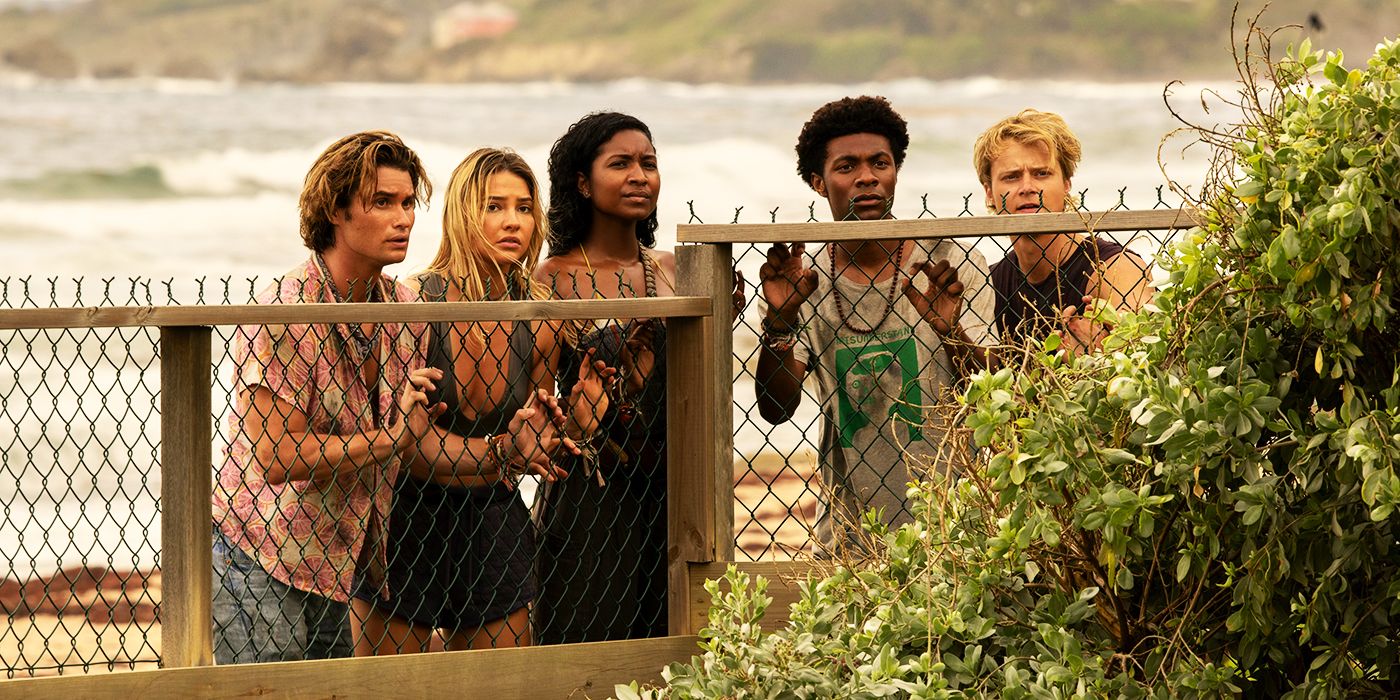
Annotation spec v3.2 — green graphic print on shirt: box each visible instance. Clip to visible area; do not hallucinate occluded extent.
[833,328,923,448]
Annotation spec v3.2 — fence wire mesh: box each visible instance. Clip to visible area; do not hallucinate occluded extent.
[725,192,1183,561]
[0,190,1190,676]
[0,325,162,677]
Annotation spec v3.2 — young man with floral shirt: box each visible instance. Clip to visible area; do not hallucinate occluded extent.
[210,131,443,663]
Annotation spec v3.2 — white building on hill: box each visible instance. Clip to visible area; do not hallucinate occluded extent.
[432,2,520,50]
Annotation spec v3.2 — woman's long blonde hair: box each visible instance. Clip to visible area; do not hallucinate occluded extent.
[422,148,550,349]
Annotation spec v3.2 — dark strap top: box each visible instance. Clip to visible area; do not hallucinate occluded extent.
[990,236,1125,345]
[556,253,667,440]
[417,274,536,504]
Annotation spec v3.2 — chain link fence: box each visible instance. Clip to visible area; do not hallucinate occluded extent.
[722,191,1186,561]
[0,274,670,674]
[0,191,1191,676]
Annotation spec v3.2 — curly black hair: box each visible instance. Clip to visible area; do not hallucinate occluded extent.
[546,111,659,257]
[794,96,909,190]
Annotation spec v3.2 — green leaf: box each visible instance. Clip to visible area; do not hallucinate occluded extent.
[1102,449,1137,465]
[1234,181,1264,198]
[1361,469,1386,505]
[1279,226,1300,258]
[1328,201,1356,221]
[1242,505,1263,526]
[1324,59,1348,85]
[1116,567,1135,590]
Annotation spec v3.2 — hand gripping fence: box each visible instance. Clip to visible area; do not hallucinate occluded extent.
[0,271,720,678]
[0,191,1192,682]
[691,191,1192,563]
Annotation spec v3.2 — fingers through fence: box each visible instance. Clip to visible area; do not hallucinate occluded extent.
[0,192,1184,675]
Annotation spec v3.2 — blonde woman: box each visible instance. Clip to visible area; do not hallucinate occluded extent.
[354,148,610,655]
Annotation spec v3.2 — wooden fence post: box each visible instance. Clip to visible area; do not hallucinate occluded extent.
[666,243,734,635]
[160,326,213,668]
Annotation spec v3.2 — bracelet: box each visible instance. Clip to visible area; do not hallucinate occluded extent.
[761,330,798,353]
[486,433,515,478]
[760,314,799,335]
[761,315,801,353]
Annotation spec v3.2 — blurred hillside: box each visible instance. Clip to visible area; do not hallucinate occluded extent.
[0,0,1394,83]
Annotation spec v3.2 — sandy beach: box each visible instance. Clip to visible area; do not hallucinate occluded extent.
[2,451,817,677]
[734,450,819,561]
[1,568,161,677]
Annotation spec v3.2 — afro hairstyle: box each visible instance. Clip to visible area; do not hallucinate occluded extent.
[794,95,909,190]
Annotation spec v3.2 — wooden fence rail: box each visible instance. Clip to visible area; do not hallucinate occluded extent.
[12,636,703,699]
[675,208,1196,243]
[1,211,1197,695]
[0,254,723,695]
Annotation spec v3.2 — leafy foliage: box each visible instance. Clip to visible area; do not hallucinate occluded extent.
[621,30,1400,699]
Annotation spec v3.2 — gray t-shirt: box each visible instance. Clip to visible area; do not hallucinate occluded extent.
[774,239,994,550]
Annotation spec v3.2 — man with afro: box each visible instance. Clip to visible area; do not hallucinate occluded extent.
[754,96,994,552]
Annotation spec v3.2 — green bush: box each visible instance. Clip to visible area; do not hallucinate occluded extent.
[621,32,1400,699]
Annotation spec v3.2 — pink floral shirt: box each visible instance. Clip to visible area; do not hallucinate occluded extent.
[212,257,427,602]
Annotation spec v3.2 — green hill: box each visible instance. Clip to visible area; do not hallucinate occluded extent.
[1,0,1395,83]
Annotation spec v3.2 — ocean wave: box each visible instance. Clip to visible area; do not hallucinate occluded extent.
[0,70,238,94]
[0,146,314,200]
[81,74,1227,103]
[318,79,578,100]
[0,164,179,199]
[156,147,308,196]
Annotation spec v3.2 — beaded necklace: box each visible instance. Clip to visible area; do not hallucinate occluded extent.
[577,246,656,428]
[314,254,382,360]
[829,241,906,334]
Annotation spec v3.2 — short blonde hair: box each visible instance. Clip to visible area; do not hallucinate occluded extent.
[298,131,431,252]
[972,109,1081,188]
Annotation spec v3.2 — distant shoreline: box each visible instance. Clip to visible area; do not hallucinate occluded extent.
[5,0,1384,87]
[0,71,1224,94]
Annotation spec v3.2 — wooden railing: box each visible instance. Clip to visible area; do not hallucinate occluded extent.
[0,210,1196,696]
[0,246,729,696]
[675,208,1197,243]
[670,207,1196,633]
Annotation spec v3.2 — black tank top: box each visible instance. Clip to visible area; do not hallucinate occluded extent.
[990,236,1125,345]
[417,273,535,500]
